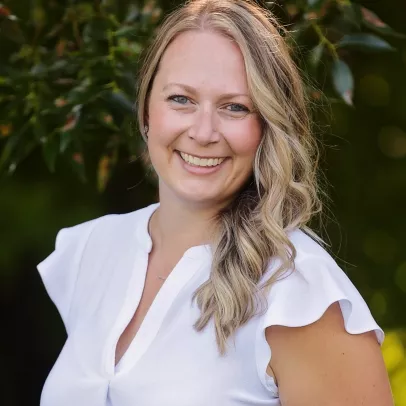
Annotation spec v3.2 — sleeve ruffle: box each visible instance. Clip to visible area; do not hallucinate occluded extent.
[255,236,384,395]
[37,219,97,332]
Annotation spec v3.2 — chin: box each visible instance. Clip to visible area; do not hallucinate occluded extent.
[177,191,222,207]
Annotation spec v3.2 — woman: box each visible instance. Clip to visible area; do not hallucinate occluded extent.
[37,0,393,405]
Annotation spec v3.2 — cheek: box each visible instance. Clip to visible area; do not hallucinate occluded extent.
[227,119,262,158]
[148,101,180,145]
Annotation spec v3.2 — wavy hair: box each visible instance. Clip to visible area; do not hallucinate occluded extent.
[136,0,322,354]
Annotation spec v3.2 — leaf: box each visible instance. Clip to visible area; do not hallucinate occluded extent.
[125,5,140,23]
[0,122,30,174]
[97,111,119,131]
[308,42,324,68]
[83,18,111,43]
[307,0,322,6]
[331,59,354,106]
[104,90,134,115]
[59,105,83,152]
[341,3,362,29]
[114,25,138,38]
[337,33,395,53]
[361,7,406,40]
[41,132,59,173]
[31,116,47,142]
[0,17,25,43]
[71,151,87,183]
[0,4,12,17]
[31,5,46,28]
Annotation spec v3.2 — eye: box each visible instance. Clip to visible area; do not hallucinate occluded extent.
[225,103,250,113]
[167,95,190,105]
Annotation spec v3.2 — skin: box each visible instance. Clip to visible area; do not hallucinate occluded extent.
[117,30,262,366]
[266,303,394,405]
[118,30,394,405]
[145,30,262,257]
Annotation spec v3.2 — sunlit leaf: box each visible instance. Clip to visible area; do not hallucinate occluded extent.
[308,42,324,68]
[331,59,354,106]
[97,155,112,192]
[337,33,395,53]
[0,123,12,137]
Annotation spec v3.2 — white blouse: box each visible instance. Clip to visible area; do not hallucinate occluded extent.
[37,203,384,406]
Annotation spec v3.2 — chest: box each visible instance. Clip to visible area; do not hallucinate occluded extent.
[45,243,279,406]
[114,259,168,366]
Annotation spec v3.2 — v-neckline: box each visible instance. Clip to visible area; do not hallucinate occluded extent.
[105,203,211,378]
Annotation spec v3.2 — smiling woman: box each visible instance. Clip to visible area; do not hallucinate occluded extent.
[37,1,394,406]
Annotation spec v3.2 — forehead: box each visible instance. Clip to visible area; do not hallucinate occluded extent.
[154,30,249,94]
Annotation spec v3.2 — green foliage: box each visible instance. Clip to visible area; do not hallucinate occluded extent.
[0,0,404,190]
[0,0,161,190]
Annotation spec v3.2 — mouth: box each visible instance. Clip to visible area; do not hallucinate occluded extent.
[177,151,226,167]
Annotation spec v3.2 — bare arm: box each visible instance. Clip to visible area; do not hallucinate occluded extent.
[265,302,394,406]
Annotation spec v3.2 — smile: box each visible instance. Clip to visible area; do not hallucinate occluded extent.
[179,152,226,167]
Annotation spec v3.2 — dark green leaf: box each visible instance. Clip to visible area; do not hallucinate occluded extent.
[114,25,138,38]
[70,151,87,183]
[104,90,134,115]
[0,122,30,173]
[125,5,140,23]
[41,132,59,172]
[83,18,111,43]
[337,33,395,53]
[331,59,354,106]
[361,7,406,40]
[0,17,25,43]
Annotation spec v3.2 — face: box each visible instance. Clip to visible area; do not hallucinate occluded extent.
[146,30,262,209]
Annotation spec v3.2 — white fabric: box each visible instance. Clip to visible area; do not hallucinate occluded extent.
[37,203,384,406]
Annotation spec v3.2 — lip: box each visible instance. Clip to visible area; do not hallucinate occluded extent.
[176,151,228,175]
[176,150,227,160]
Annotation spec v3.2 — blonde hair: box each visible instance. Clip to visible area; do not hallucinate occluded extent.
[136,0,322,354]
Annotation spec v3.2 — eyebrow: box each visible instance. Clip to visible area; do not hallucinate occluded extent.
[162,83,250,99]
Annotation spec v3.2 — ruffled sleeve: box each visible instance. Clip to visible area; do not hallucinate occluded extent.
[255,229,384,394]
[37,219,97,333]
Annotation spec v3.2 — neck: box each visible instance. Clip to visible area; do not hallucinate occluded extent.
[149,188,225,258]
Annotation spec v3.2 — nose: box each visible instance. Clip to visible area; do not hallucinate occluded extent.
[188,105,221,145]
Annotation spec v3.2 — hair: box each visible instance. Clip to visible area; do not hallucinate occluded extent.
[136,0,323,354]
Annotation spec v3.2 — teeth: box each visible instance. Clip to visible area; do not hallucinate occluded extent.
[180,152,225,167]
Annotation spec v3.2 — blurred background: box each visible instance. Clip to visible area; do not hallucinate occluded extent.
[0,0,405,405]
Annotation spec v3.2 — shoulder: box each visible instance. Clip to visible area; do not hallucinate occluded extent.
[266,301,393,405]
[261,228,383,338]
[37,203,158,331]
[57,202,158,249]
[260,229,393,405]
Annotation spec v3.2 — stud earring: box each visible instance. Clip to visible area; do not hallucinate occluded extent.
[144,125,149,137]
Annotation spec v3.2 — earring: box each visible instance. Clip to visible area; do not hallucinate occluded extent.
[144,125,149,137]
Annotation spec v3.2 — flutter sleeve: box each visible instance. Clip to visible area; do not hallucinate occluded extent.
[255,230,384,394]
[37,219,97,333]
